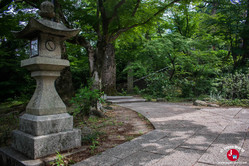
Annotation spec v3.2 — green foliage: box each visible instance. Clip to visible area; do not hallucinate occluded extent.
[130,31,225,99]
[0,2,37,102]
[71,83,104,116]
[218,99,249,107]
[82,131,102,144]
[90,137,99,154]
[0,112,19,146]
[49,151,75,166]
[81,131,101,154]
[54,151,65,166]
[143,72,179,99]
[1,0,249,103]
[212,71,249,99]
[66,42,90,90]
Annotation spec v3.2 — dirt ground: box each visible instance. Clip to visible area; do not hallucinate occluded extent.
[0,103,153,165]
[45,104,154,165]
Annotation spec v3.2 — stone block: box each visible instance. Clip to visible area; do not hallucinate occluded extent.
[0,147,44,166]
[21,57,69,71]
[19,113,73,136]
[12,129,81,159]
[193,100,207,106]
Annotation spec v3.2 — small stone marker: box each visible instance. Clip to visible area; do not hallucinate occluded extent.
[193,100,219,107]
[9,1,81,160]
[193,100,208,106]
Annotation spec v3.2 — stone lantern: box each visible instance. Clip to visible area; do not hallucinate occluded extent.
[9,1,81,160]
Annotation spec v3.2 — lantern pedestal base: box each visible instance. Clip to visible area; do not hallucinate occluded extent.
[0,147,44,166]
[19,113,73,136]
[12,129,81,159]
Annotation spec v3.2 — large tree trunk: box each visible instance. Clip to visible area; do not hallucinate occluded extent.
[100,43,117,95]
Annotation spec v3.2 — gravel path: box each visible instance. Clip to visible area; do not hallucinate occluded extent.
[74,102,249,166]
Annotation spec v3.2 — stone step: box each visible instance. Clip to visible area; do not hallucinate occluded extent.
[106,96,133,100]
[106,98,146,104]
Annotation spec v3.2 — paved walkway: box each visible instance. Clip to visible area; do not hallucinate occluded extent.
[74,102,249,166]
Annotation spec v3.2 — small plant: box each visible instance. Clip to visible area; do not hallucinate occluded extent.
[117,122,124,126]
[121,88,127,96]
[125,135,135,141]
[50,151,66,166]
[137,113,143,119]
[90,137,99,154]
[82,131,103,144]
[139,130,143,135]
[218,99,249,107]
[88,116,99,123]
[71,82,104,116]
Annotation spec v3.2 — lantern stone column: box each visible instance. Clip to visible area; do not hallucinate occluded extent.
[8,1,81,160]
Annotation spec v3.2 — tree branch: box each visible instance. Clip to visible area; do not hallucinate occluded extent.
[22,0,38,8]
[109,0,126,23]
[54,0,71,28]
[99,0,109,35]
[95,1,101,38]
[132,0,140,16]
[67,35,91,50]
[110,0,181,42]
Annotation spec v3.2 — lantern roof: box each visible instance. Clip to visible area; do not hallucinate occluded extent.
[14,18,80,40]
[13,1,80,40]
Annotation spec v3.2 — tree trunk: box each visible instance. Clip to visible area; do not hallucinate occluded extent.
[127,62,134,94]
[100,43,117,95]
[56,43,75,106]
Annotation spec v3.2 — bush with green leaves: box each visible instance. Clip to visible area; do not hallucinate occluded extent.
[212,71,249,99]
[143,72,180,99]
[71,84,104,116]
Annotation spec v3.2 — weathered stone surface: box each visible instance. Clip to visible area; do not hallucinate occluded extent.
[0,147,44,166]
[7,2,82,163]
[73,154,120,166]
[38,1,55,20]
[21,57,70,116]
[23,71,67,116]
[19,113,73,136]
[207,103,219,107]
[114,151,164,166]
[106,96,133,100]
[21,57,69,71]
[193,100,207,106]
[107,98,146,104]
[12,129,81,159]
[153,148,206,166]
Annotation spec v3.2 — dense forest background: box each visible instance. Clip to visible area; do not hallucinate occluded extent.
[0,0,249,106]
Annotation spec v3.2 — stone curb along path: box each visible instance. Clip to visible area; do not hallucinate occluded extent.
[73,102,249,166]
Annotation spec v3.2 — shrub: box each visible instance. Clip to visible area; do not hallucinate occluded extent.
[71,84,104,116]
[143,72,180,99]
[212,71,249,99]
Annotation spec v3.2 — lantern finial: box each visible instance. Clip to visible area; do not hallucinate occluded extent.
[38,1,55,19]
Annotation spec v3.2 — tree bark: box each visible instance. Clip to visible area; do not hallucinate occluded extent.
[127,62,134,94]
[100,43,117,95]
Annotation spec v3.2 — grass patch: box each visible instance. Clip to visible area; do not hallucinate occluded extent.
[218,99,249,107]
